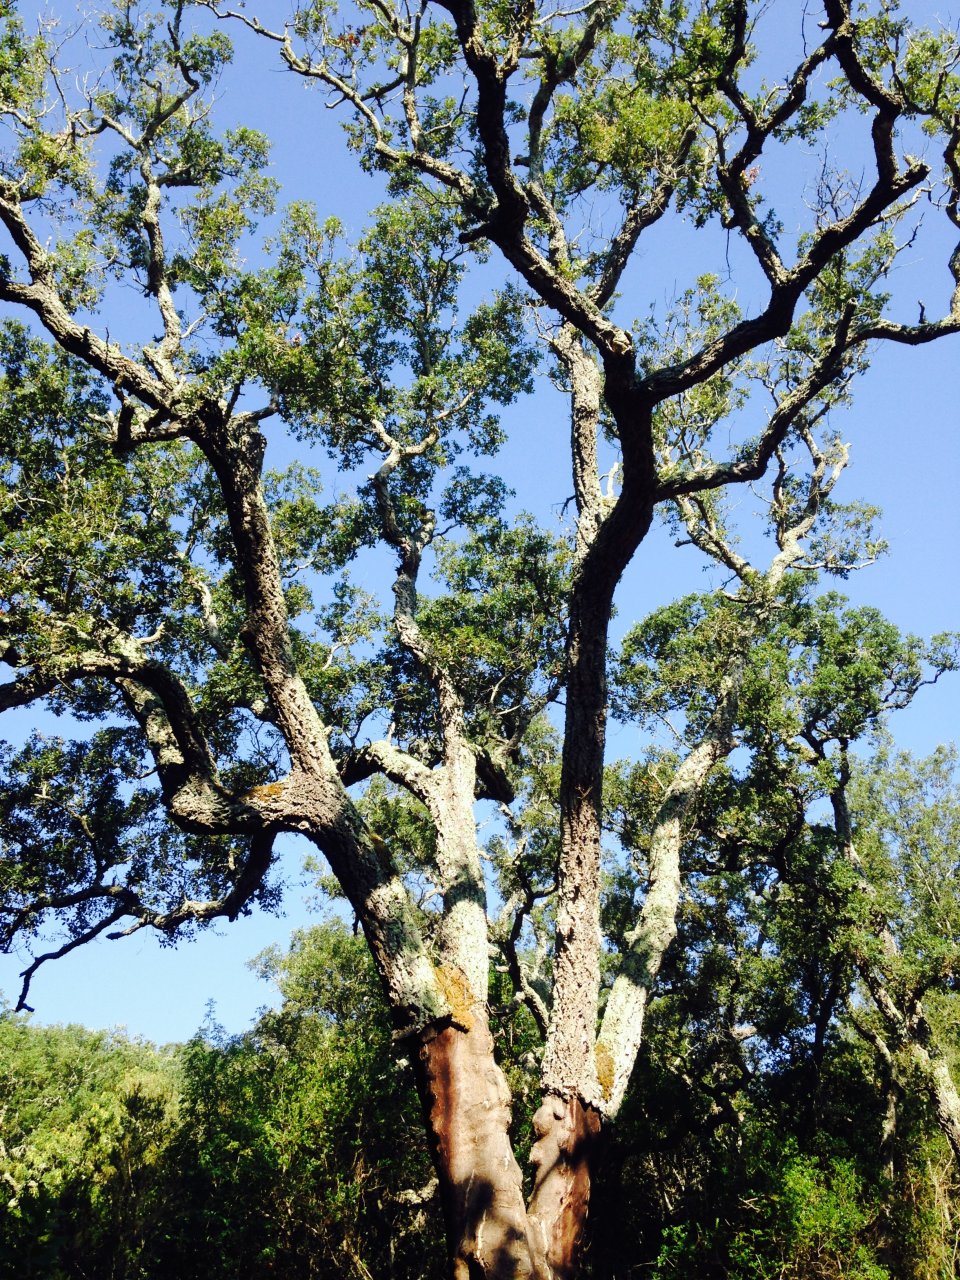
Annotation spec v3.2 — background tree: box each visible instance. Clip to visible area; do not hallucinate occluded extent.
[2,1,960,1275]
[0,921,446,1280]
[0,1013,179,1279]
[167,921,446,1280]
[595,516,960,1276]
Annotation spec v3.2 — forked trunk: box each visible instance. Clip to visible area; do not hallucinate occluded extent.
[413,1013,603,1280]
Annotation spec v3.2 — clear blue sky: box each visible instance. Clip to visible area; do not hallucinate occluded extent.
[2,0,958,1044]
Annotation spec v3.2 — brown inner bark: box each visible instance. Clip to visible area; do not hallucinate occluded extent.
[528,1093,603,1280]
[413,1013,605,1280]
[413,1014,536,1279]
[414,1013,609,1274]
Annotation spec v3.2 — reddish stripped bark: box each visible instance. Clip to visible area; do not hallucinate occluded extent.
[414,1012,605,1280]
[414,1013,536,1279]
[528,1094,603,1280]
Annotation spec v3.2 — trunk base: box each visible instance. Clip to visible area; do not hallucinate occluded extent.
[414,1013,535,1279]
[528,1092,602,1279]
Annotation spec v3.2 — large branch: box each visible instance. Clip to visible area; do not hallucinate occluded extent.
[595,434,855,1114]
[2,628,456,1033]
[339,738,440,809]
[595,716,736,1115]
[369,434,489,998]
[589,125,699,309]
[641,151,927,408]
[431,0,635,360]
[551,326,604,555]
[656,303,857,500]
[6,831,276,1012]
[0,629,266,832]
[0,187,174,412]
[197,411,337,774]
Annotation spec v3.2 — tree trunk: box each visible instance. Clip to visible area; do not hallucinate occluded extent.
[907,1029,960,1165]
[413,1012,537,1279]
[412,1011,606,1280]
[527,1093,602,1280]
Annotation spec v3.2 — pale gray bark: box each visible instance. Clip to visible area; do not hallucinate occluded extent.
[369,427,490,1000]
[913,1040,960,1163]
[597,716,736,1115]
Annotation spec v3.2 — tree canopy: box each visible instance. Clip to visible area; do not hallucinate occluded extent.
[1,0,960,1275]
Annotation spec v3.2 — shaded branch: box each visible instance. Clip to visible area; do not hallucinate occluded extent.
[657,303,858,500]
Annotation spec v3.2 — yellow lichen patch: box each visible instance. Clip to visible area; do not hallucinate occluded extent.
[595,1040,615,1100]
[435,964,476,1031]
[243,780,286,804]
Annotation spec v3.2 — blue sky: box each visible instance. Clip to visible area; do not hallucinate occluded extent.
[1,0,959,1044]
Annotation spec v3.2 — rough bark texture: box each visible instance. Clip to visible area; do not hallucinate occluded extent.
[540,330,656,1112]
[908,1033,960,1165]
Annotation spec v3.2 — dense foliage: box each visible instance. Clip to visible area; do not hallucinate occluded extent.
[3,0,960,1273]
[6,787,960,1280]
[0,922,445,1279]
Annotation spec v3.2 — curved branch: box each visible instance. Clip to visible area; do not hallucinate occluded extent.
[14,908,127,1012]
[657,302,858,499]
[0,187,173,412]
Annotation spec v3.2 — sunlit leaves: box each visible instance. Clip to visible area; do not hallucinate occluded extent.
[0,325,196,654]
[416,512,571,743]
[0,726,278,958]
[852,743,960,990]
